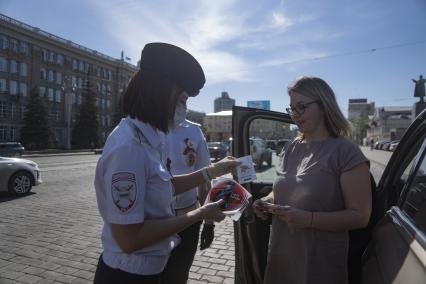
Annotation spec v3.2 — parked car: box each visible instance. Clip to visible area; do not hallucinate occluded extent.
[265,140,277,151]
[275,139,291,155]
[0,157,42,195]
[249,137,272,169]
[232,106,426,284]
[0,142,25,157]
[207,142,229,161]
[388,140,399,151]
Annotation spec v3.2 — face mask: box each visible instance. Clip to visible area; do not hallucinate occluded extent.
[172,105,187,128]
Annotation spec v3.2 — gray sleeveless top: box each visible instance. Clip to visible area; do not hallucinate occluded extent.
[264,137,368,284]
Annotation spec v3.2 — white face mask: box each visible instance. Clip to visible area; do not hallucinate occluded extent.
[172,105,187,128]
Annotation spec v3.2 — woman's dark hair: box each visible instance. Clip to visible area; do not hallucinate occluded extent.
[123,69,182,133]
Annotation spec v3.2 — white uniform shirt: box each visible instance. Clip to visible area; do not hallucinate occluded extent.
[94,117,179,275]
[165,120,211,209]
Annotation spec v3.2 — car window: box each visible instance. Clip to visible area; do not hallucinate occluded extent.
[401,139,426,233]
[248,118,297,184]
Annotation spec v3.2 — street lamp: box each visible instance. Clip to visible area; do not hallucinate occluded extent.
[62,76,76,149]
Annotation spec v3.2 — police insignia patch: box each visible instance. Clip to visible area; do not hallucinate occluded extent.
[111,172,137,213]
[183,138,196,167]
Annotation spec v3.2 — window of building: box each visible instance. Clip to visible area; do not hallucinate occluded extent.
[101,84,106,95]
[77,77,83,89]
[10,103,16,120]
[49,51,55,63]
[10,60,17,73]
[96,67,101,77]
[48,70,54,82]
[48,88,54,101]
[56,72,62,85]
[0,125,6,141]
[72,59,78,70]
[96,83,101,92]
[106,85,111,95]
[20,42,29,55]
[107,100,110,109]
[9,80,17,95]
[19,83,27,97]
[57,54,64,65]
[40,68,46,80]
[107,115,110,127]
[10,39,18,52]
[79,61,84,72]
[39,86,46,97]
[10,126,17,141]
[108,70,112,80]
[0,57,7,72]
[55,89,61,102]
[103,69,107,79]
[21,105,26,120]
[20,63,27,77]
[41,49,48,61]
[102,98,105,109]
[0,79,6,92]
[78,95,82,104]
[0,35,8,49]
[84,63,89,73]
[0,101,6,117]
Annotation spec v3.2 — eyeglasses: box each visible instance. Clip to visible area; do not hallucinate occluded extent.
[286,100,319,116]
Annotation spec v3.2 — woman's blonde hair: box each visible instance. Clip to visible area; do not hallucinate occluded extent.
[287,76,351,137]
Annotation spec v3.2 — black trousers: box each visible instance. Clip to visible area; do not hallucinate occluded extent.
[94,254,162,284]
[161,221,202,284]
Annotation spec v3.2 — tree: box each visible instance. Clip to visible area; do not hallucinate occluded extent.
[20,87,50,150]
[71,73,99,148]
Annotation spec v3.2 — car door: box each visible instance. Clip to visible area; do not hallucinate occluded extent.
[362,110,426,284]
[232,106,295,284]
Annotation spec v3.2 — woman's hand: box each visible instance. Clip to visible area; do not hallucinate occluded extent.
[199,199,226,222]
[272,206,312,231]
[207,156,241,179]
[252,197,274,220]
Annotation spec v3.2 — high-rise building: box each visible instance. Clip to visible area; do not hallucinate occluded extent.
[0,14,138,147]
[214,91,235,112]
[348,98,375,121]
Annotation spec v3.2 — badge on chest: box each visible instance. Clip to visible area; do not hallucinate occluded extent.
[182,138,197,167]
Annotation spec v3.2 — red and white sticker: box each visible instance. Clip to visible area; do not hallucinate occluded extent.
[111,172,137,213]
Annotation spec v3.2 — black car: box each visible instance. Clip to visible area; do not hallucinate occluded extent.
[232,106,425,284]
[0,142,25,157]
[207,142,228,161]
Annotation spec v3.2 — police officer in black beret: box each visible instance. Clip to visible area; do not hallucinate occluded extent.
[93,43,240,283]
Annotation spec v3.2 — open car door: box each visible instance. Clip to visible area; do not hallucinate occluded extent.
[361,109,426,284]
[232,106,295,284]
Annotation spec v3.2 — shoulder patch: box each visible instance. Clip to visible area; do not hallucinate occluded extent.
[111,172,137,213]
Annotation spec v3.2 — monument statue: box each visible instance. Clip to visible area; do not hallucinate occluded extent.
[412,75,425,103]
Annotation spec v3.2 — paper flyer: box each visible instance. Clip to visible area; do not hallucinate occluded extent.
[236,155,257,184]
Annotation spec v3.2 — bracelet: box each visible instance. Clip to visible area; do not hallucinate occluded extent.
[201,167,211,183]
[310,212,314,228]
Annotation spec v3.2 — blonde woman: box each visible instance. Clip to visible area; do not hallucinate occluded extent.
[253,76,371,284]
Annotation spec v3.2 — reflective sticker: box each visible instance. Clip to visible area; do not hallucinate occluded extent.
[111,172,137,213]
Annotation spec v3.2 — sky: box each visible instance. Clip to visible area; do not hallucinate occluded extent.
[1,0,426,115]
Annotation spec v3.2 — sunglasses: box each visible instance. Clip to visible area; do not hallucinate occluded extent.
[286,100,319,116]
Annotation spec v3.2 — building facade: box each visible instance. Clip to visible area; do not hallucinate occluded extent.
[367,106,412,143]
[348,98,375,121]
[214,91,235,112]
[0,14,138,147]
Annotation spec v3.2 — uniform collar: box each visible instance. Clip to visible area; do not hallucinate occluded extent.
[127,117,165,149]
[179,119,191,128]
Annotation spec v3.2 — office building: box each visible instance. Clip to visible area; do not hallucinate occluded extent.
[0,14,138,147]
[214,91,235,112]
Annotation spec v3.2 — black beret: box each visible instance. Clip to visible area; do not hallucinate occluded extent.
[140,42,205,96]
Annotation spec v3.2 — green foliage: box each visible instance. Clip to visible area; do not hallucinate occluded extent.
[71,73,99,148]
[20,87,51,150]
